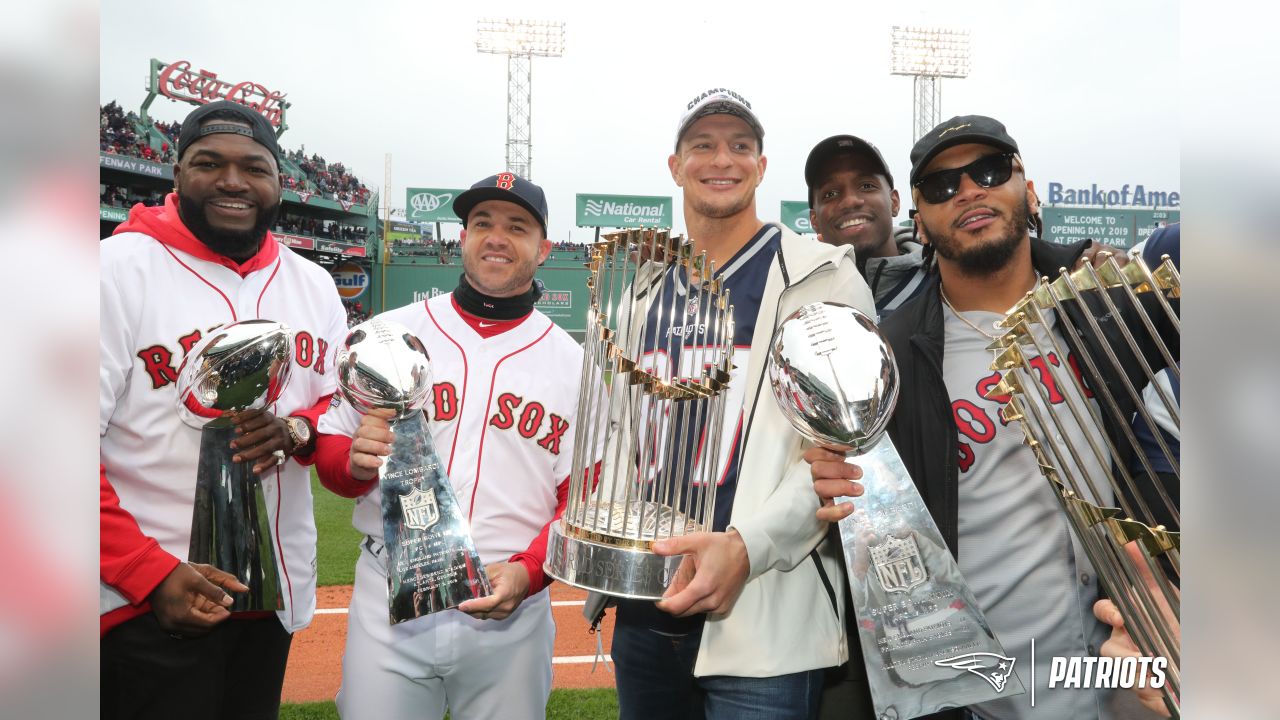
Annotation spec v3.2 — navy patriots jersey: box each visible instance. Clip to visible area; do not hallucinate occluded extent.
[634,224,779,532]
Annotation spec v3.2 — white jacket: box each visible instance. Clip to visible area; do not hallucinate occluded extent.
[611,225,875,677]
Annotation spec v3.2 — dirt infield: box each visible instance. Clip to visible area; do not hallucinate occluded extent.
[282,584,617,703]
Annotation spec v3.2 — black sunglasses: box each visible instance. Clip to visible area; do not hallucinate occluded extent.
[912,152,1017,204]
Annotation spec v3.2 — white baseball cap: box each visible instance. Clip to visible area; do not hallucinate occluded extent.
[675,88,764,150]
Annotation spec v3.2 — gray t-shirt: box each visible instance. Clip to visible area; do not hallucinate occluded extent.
[942,304,1146,720]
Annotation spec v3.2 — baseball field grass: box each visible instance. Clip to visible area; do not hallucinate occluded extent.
[310,472,362,586]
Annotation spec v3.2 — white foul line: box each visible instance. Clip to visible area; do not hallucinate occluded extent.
[553,655,613,665]
[314,599,587,616]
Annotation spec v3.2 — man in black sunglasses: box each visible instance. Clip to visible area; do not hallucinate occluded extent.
[805,115,1173,719]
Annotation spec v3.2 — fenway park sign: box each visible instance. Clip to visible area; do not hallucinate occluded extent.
[147,58,289,129]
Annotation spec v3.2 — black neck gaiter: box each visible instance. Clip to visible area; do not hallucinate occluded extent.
[453,273,542,320]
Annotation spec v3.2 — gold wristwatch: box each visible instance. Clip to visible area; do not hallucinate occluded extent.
[284,416,312,453]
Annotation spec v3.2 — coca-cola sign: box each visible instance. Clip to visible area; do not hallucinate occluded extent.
[153,59,288,128]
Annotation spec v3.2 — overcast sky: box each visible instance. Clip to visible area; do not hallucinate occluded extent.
[101,0,1179,243]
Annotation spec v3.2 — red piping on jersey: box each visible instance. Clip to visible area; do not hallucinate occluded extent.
[425,300,469,477]
[267,399,294,625]
[271,421,295,627]
[468,321,555,521]
[156,240,238,321]
[255,258,283,319]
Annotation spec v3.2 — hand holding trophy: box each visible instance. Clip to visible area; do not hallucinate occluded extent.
[176,319,293,613]
[338,317,490,623]
[768,302,1022,720]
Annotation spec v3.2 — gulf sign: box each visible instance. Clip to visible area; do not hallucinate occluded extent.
[331,261,369,299]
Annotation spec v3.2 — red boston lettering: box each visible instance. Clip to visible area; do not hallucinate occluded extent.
[294,331,314,368]
[489,392,522,430]
[137,345,177,389]
[432,382,458,422]
[952,399,996,443]
[538,414,569,455]
[518,402,545,439]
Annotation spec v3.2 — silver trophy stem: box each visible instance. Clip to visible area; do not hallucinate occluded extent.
[189,424,283,613]
[380,411,490,623]
[839,438,1023,719]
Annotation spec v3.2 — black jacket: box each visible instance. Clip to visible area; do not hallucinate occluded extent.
[833,239,1180,720]
[881,237,1179,556]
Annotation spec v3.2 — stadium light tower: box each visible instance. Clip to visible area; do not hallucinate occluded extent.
[890,26,971,143]
[476,18,565,180]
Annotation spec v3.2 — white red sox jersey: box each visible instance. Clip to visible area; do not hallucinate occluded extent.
[100,203,347,634]
[317,292,600,570]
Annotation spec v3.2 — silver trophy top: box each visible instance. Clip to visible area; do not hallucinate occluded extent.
[175,319,295,429]
[767,302,899,453]
[337,317,432,420]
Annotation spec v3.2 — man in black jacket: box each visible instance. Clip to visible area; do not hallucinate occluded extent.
[808,116,1169,720]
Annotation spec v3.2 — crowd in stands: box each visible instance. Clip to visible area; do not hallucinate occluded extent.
[284,148,372,206]
[275,212,369,243]
[386,236,591,264]
[101,101,176,163]
[101,183,165,208]
[100,101,372,209]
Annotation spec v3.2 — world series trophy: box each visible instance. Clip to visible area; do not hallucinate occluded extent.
[988,255,1181,717]
[337,318,490,623]
[767,302,1022,720]
[545,228,735,599]
[177,319,293,612]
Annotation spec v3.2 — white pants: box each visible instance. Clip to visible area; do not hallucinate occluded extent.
[336,543,555,720]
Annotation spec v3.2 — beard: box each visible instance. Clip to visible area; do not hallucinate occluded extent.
[922,194,1030,276]
[461,251,539,297]
[688,188,755,221]
[179,193,279,261]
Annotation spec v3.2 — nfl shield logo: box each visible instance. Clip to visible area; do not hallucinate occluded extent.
[400,487,440,530]
[870,534,928,593]
[687,293,700,317]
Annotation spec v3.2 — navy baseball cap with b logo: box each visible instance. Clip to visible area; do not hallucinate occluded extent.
[452,173,549,234]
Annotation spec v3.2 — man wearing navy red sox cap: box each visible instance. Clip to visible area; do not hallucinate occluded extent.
[599,88,876,720]
[314,172,605,720]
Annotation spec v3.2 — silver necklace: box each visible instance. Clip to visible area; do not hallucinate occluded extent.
[939,286,1002,340]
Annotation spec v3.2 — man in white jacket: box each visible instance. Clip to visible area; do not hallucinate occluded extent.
[606,87,876,720]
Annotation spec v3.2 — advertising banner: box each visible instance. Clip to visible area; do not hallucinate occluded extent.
[407,188,465,223]
[575,193,672,228]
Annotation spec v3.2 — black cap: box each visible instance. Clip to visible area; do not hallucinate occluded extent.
[177,101,281,163]
[909,115,1019,185]
[804,135,894,208]
[675,88,764,151]
[452,173,549,234]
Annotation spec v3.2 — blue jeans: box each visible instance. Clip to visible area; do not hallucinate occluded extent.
[612,608,823,720]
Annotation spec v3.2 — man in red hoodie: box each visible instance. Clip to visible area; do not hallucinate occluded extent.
[100,100,347,719]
